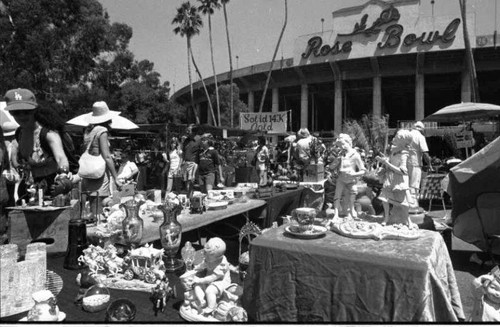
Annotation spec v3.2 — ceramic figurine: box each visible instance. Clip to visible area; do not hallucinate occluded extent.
[227,306,248,322]
[470,266,500,322]
[150,277,172,316]
[332,133,366,220]
[213,284,244,321]
[375,129,416,228]
[180,270,198,311]
[27,290,60,322]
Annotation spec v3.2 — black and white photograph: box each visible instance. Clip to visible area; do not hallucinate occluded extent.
[1,0,499,323]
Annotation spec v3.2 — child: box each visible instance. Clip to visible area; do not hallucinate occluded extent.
[333,134,366,219]
[375,129,415,227]
[192,237,232,315]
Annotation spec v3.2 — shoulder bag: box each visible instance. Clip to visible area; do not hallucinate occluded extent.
[78,133,106,179]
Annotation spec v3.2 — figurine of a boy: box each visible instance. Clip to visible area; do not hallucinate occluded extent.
[192,237,232,315]
[333,134,366,219]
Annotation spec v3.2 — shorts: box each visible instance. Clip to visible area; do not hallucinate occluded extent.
[334,179,357,201]
[199,173,215,188]
[182,161,198,182]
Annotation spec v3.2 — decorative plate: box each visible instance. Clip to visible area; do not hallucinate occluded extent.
[20,311,66,322]
[285,225,328,239]
[46,270,63,297]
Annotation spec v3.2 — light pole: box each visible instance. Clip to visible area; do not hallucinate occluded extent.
[321,18,324,33]
[236,55,239,69]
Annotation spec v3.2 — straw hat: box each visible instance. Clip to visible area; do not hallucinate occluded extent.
[2,121,18,137]
[87,101,120,124]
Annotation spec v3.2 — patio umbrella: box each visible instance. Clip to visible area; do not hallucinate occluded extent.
[1,101,19,127]
[422,102,500,123]
[66,113,139,130]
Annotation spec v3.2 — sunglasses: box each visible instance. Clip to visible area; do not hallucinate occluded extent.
[10,110,33,116]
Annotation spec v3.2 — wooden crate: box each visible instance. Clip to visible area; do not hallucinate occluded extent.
[303,164,325,183]
[8,200,79,255]
[0,243,47,317]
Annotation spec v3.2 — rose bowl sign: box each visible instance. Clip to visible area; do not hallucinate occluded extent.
[240,112,288,133]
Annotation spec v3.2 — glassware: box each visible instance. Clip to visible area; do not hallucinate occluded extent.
[180,241,196,271]
[82,284,111,313]
[0,244,18,266]
[27,290,60,321]
[121,199,144,249]
[105,299,136,322]
[64,218,88,270]
[158,204,183,272]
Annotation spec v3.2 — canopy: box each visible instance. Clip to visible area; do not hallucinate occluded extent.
[449,136,500,254]
[423,102,500,123]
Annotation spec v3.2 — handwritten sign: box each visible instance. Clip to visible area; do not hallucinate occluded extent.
[240,112,288,133]
[455,130,475,149]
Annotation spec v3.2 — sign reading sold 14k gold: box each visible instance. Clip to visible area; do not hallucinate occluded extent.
[240,112,288,133]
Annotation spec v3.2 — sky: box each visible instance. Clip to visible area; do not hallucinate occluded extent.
[98,0,365,94]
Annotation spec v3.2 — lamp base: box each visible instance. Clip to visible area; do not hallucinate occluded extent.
[163,255,184,273]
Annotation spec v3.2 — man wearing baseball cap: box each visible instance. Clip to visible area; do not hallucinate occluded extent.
[408,121,433,212]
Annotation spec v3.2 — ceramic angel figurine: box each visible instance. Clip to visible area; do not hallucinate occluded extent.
[192,237,232,315]
[333,134,366,220]
[470,266,500,322]
[375,129,416,228]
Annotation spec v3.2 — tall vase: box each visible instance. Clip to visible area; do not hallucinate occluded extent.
[158,204,184,272]
[121,199,144,250]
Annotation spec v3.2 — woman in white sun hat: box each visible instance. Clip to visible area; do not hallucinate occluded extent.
[78,101,123,223]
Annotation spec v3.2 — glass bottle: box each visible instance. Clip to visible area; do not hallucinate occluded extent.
[180,241,196,271]
[121,199,144,249]
[158,204,183,272]
[64,218,88,270]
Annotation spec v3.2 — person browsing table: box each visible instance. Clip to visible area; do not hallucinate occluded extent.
[198,137,224,194]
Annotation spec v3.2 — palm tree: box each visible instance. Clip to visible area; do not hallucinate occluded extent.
[459,0,480,102]
[221,0,234,128]
[198,0,222,127]
[259,0,288,113]
[172,2,216,125]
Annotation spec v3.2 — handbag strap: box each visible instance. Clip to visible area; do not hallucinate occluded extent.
[85,132,98,154]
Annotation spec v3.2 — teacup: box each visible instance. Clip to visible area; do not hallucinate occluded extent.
[291,207,316,232]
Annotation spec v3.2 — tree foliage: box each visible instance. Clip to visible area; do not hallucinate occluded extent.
[0,0,186,123]
[210,83,248,127]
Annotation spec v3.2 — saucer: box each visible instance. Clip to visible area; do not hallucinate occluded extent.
[20,311,66,322]
[285,225,328,239]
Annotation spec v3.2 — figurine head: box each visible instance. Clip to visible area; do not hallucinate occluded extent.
[203,237,226,262]
[337,133,352,150]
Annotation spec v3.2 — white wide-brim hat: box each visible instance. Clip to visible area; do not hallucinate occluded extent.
[2,121,19,137]
[87,101,120,124]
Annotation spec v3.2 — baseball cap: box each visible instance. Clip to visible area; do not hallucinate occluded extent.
[414,121,425,130]
[4,88,38,111]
